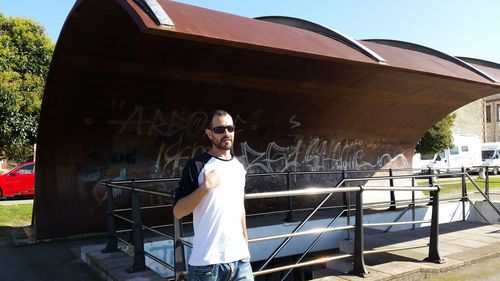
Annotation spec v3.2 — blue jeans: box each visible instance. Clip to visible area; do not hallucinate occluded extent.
[188,258,254,281]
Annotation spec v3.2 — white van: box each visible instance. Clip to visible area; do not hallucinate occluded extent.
[424,135,482,172]
[481,142,500,174]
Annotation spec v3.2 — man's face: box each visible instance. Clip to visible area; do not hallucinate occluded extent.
[206,114,235,150]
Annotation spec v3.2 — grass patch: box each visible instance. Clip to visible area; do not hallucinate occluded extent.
[418,177,500,195]
[0,203,33,235]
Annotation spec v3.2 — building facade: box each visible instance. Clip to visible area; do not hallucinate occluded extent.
[483,93,500,142]
[451,99,485,140]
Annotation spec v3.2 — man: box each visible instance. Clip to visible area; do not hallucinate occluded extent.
[173,110,253,281]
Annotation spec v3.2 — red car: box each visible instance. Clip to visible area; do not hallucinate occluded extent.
[0,162,35,198]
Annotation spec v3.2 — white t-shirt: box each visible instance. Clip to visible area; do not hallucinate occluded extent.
[174,153,250,266]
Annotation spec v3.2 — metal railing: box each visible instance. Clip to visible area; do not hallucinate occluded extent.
[101,167,500,281]
[102,178,179,276]
[247,185,442,278]
[473,165,500,197]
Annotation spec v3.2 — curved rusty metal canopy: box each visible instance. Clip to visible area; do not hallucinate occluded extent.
[458,57,500,79]
[34,0,500,238]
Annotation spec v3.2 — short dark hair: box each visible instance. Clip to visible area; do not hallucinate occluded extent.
[206,109,230,128]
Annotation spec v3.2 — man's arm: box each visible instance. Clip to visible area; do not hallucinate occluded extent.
[173,169,219,219]
[241,208,248,244]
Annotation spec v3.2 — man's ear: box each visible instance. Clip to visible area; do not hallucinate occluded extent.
[205,128,213,140]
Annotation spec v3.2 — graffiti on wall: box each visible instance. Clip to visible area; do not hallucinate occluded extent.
[80,99,409,205]
[239,138,409,174]
[105,100,302,137]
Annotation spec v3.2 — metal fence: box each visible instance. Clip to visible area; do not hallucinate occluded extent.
[101,167,500,280]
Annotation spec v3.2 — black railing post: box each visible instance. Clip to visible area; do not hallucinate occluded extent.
[461,167,467,221]
[425,186,444,264]
[411,176,416,230]
[129,181,147,272]
[174,217,187,281]
[102,183,118,253]
[351,185,368,276]
[342,169,351,240]
[428,167,434,205]
[284,171,295,222]
[485,167,490,198]
[389,169,396,210]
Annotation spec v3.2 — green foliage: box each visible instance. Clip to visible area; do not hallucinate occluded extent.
[415,113,456,155]
[0,13,54,161]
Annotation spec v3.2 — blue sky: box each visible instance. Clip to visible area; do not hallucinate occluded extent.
[1,0,499,63]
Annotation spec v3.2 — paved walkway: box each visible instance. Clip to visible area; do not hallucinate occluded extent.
[0,227,101,281]
[312,221,500,280]
[425,253,500,281]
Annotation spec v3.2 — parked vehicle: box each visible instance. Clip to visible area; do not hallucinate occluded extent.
[412,153,436,171]
[412,153,438,174]
[481,142,500,174]
[421,135,482,173]
[0,162,35,198]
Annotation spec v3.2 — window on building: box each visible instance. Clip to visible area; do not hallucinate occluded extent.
[461,146,469,152]
[486,105,491,122]
[450,146,459,155]
[497,104,500,121]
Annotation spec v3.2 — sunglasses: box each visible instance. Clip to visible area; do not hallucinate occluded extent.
[211,125,236,134]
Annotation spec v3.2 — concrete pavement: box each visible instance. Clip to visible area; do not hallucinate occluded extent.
[312,221,500,280]
[0,227,102,281]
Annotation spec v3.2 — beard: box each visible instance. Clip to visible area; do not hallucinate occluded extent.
[213,137,233,150]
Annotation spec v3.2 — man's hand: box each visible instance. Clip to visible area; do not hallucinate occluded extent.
[173,169,219,219]
[203,169,220,191]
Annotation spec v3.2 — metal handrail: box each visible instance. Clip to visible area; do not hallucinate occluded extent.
[116,236,134,248]
[246,167,424,177]
[105,168,444,190]
[103,168,421,187]
[115,204,172,212]
[249,225,355,243]
[384,204,413,233]
[104,171,460,195]
[146,252,175,272]
[106,182,171,197]
[466,197,492,224]
[365,220,431,227]
[248,184,440,275]
[114,213,134,224]
[245,186,438,200]
[104,178,180,184]
[280,209,347,281]
[244,195,441,219]
[103,167,492,280]
[253,176,349,272]
[105,168,471,192]
[256,244,429,277]
[142,224,174,241]
[465,174,500,217]
[254,253,352,276]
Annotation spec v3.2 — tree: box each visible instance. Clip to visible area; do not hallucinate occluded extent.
[415,113,456,155]
[0,13,54,161]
